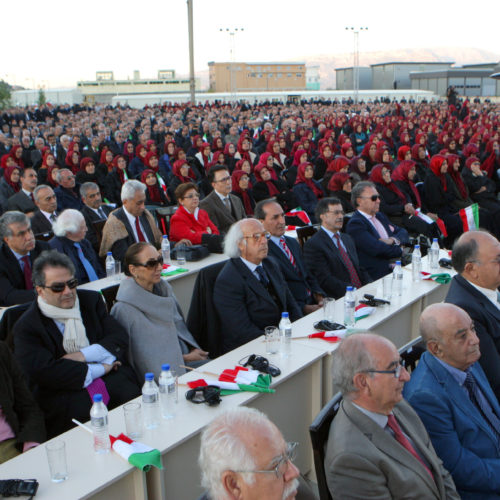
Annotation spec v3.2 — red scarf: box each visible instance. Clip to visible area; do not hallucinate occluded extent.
[254,164,279,196]
[392,160,422,208]
[369,164,406,204]
[429,155,448,192]
[141,169,163,203]
[295,163,323,199]
[231,170,253,215]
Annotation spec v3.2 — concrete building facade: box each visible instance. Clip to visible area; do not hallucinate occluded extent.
[306,66,320,90]
[208,62,306,92]
[335,67,372,90]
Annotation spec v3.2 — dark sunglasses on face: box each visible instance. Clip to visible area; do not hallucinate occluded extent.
[40,278,79,293]
[361,194,380,201]
[134,256,164,269]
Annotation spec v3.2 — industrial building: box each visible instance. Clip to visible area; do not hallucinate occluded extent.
[208,62,306,92]
[335,67,372,90]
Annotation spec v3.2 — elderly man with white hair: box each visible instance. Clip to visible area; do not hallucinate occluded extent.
[49,209,104,284]
[198,407,301,500]
[99,179,162,262]
[213,218,302,354]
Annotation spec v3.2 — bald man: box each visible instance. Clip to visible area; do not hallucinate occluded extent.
[445,230,500,401]
[404,303,500,500]
[325,332,458,500]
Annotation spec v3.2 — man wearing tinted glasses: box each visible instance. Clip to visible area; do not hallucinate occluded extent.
[13,250,140,438]
[346,181,409,280]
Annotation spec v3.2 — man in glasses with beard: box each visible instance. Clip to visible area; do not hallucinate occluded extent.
[13,250,140,438]
[346,181,409,280]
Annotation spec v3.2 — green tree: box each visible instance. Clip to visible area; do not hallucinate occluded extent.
[0,80,11,110]
[38,88,47,106]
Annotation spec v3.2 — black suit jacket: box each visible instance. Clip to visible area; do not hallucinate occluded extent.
[0,341,46,449]
[48,236,104,284]
[445,275,500,403]
[30,211,54,235]
[54,186,83,212]
[13,289,140,438]
[214,257,302,353]
[303,228,371,299]
[346,210,409,280]
[0,241,50,306]
[7,191,37,213]
[267,236,324,311]
[81,205,113,253]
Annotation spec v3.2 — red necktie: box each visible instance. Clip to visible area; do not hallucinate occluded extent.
[135,217,146,242]
[279,237,296,267]
[334,234,362,288]
[387,414,434,480]
[21,255,33,290]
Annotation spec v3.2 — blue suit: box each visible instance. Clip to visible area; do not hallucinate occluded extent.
[404,352,500,500]
[346,210,409,280]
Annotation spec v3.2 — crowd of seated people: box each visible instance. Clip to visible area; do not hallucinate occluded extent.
[1,97,500,478]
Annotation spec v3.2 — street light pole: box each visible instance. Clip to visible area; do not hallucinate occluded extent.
[219,28,244,99]
[187,0,196,104]
[345,27,368,104]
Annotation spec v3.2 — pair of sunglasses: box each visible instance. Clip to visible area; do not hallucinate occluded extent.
[39,278,79,293]
[134,256,164,269]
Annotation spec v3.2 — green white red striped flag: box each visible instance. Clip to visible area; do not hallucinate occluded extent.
[415,209,447,237]
[355,303,376,321]
[109,433,163,471]
[459,203,480,232]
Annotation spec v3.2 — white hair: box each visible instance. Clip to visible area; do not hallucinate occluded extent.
[121,180,146,202]
[199,407,273,499]
[223,220,245,258]
[52,209,84,237]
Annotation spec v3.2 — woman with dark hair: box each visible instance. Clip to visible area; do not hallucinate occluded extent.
[169,183,219,244]
[141,169,171,207]
[128,144,148,179]
[104,155,129,206]
[423,155,463,244]
[0,166,21,212]
[111,242,207,381]
[252,164,297,212]
[231,169,255,216]
[292,163,324,223]
[327,172,354,213]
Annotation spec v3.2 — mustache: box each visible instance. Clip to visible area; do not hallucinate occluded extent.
[282,477,299,500]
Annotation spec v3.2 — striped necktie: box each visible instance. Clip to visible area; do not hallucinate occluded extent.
[279,237,296,267]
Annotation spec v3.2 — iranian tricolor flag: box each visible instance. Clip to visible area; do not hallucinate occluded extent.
[285,208,312,230]
[420,272,452,284]
[156,173,168,196]
[109,433,163,471]
[308,330,347,342]
[459,204,480,232]
[355,303,376,321]
[187,366,274,395]
[415,209,448,237]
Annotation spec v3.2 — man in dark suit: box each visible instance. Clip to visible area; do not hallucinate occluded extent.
[445,230,500,402]
[256,199,324,314]
[214,218,302,353]
[13,250,140,438]
[0,341,46,463]
[80,182,113,254]
[7,167,38,214]
[199,166,246,234]
[49,209,104,284]
[54,169,83,211]
[31,185,58,235]
[55,134,70,168]
[404,303,500,499]
[346,181,409,280]
[326,332,459,500]
[304,197,371,299]
[99,180,162,262]
[0,211,50,306]
[82,136,100,164]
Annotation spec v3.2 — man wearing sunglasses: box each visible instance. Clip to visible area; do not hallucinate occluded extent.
[214,218,302,353]
[13,250,140,438]
[346,181,409,280]
[325,333,459,500]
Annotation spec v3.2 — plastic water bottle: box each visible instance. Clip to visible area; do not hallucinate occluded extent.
[393,261,403,296]
[279,312,292,357]
[90,394,111,454]
[105,252,115,278]
[429,238,440,270]
[344,286,356,327]
[158,364,176,419]
[161,235,171,265]
[412,245,422,282]
[142,373,160,429]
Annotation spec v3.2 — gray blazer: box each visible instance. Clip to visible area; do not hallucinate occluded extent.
[325,399,459,500]
[111,278,199,382]
[199,190,245,234]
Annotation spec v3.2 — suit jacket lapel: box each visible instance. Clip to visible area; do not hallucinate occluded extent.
[318,228,346,269]
[356,211,380,239]
[232,258,278,308]
[456,275,500,323]
[4,245,24,284]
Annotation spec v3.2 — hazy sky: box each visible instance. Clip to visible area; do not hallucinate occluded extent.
[3,0,498,88]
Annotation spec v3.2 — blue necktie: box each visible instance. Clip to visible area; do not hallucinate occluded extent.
[74,242,99,282]
[255,265,269,286]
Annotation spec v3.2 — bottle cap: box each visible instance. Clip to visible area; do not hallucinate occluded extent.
[415,245,420,249]
[433,238,438,242]
[93,394,103,403]
[162,364,170,371]
[281,312,289,318]
[396,261,401,265]
[145,372,154,381]
[346,286,353,291]
[163,235,167,239]
[107,251,112,256]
